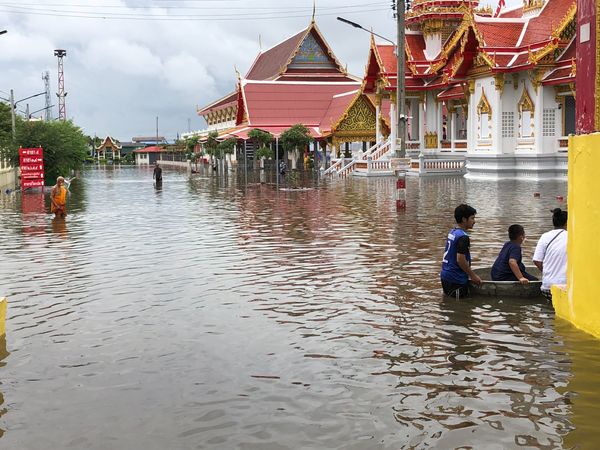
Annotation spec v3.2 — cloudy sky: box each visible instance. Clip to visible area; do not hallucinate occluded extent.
[0,0,519,141]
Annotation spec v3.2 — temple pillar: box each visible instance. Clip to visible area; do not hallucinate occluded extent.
[533,83,544,154]
[492,77,503,155]
[390,91,397,151]
[418,94,426,153]
[576,0,598,132]
[375,94,382,142]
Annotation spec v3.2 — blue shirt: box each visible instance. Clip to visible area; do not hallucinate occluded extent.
[491,241,527,281]
[441,228,471,284]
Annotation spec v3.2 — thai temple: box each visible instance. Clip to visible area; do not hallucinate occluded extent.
[191,0,577,180]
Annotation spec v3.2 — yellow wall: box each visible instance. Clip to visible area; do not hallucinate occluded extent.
[0,298,6,336]
[553,133,600,338]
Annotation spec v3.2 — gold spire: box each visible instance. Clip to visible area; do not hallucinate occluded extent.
[311,0,316,23]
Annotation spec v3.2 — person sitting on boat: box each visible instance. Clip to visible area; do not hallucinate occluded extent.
[491,224,538,284]
[440,204,482,299]
[533,208,568,301]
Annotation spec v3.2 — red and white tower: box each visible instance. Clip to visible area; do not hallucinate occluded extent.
[54,49,67,121]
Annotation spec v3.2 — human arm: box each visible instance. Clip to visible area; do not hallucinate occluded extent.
[456,253,482,285]
[509,258,529,284]
[533,260,543,271]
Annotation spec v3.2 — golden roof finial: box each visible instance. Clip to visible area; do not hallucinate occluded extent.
[312,0,316,23]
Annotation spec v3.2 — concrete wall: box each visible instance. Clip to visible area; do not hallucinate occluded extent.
[553,133,600,338]
[0,167,16,190]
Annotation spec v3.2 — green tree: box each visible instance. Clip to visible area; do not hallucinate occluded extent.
[15,120,88,185]
[217,138,237,158]
[185,135,199,159]
[280,124,312,170]
[204,131,219,157]
[0,103,18,164]
[248,129,274,161]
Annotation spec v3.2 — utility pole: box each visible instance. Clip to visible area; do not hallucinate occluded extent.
[396,0,407,158]
[156,116,159,146]
[54,49,67,121]
[10,89,15,140]
[43,71,52,121]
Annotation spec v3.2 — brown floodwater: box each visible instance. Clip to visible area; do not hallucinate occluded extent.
[0,165,599,449]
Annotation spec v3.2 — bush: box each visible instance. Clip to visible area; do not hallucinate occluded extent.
[255,146,273,160]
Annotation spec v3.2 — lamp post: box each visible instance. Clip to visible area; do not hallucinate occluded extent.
[8,90,46,139]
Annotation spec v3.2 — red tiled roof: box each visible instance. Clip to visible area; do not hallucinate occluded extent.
[499,6,524,18]
[556,37,576,62]
[198,91,238,116]
[509,53,530,68]
[438,84,466,100]
[406,34,426,61]
[520,0,575,46]
[245,29,306,80]
[240,81,360,127]
[377,44,397,74]
[477,21,524,47]
[542,66,574,85]
[319,91,359,134]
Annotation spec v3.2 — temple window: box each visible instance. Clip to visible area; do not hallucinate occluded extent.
[518,87,534,138]
[564,96,576,136]
[477,89,492,139]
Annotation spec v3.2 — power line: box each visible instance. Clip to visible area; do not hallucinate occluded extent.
[0,3,389,21]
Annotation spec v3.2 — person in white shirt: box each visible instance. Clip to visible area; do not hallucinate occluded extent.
[533,208,568,301]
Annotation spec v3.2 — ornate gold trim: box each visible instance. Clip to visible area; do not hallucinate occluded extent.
[552,3,578,40]
[494,73,505,93]
[518,86,534,113]
[477,88,491,116]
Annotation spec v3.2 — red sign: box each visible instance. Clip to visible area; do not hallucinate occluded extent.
[22,179,45,188]
[19,147,45,190]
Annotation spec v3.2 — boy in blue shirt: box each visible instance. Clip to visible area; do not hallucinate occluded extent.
[440,204,482,298]
[491,224,538,284]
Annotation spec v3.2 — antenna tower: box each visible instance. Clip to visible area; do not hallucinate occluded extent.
[54,49,67,121]
[42,71,53,121]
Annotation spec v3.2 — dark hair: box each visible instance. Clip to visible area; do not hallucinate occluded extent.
[552,208,568,227]
[454,204,477,224]
[508,224,525,241]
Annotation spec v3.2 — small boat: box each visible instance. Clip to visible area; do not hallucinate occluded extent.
[469,267,543,298]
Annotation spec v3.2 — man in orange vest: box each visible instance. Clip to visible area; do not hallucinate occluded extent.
[50,176,67,218]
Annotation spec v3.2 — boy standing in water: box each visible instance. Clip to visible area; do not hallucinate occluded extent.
[491,224,538,284]
[440,204,482,298]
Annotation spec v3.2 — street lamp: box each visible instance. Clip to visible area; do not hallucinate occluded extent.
[9,90,46,139]
[337,8,407,159]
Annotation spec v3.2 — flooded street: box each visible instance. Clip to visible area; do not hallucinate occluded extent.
[1,166,599,449]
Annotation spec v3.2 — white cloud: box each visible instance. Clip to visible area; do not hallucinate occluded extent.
[0,0,526,140]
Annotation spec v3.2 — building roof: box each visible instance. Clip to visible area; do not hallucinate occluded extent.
[96,136,122,151]
[239,80,360,128]
[132,136,166,143]
[133,146,164,153]
[197,91,238,116]
[319,90,360,134]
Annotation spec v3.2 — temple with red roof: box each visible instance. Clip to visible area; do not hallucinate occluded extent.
[338,0,577,179]
[194,17,367,168]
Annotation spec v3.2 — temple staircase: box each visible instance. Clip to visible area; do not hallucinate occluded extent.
[324,138,394,178]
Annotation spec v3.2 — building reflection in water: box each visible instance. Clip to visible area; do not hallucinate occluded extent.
[0,335,9,439]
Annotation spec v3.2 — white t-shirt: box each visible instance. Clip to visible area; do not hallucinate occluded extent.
[533,229,567,290]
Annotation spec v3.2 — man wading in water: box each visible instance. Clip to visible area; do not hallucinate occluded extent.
[153,162,163,186]
[440,204,482,298]
[50,176,68,218]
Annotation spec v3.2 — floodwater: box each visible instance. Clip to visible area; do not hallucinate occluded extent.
[0,165,599,449]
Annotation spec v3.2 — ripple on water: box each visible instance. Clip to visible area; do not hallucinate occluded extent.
[0,166,597,449]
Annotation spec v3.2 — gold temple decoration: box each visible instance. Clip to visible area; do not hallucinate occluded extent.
[512,73,520,90]
[518,86,534,113]
[477,88,491,117]
[494,73,505,93]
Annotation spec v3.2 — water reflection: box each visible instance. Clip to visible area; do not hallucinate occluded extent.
[0,166,597,449]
